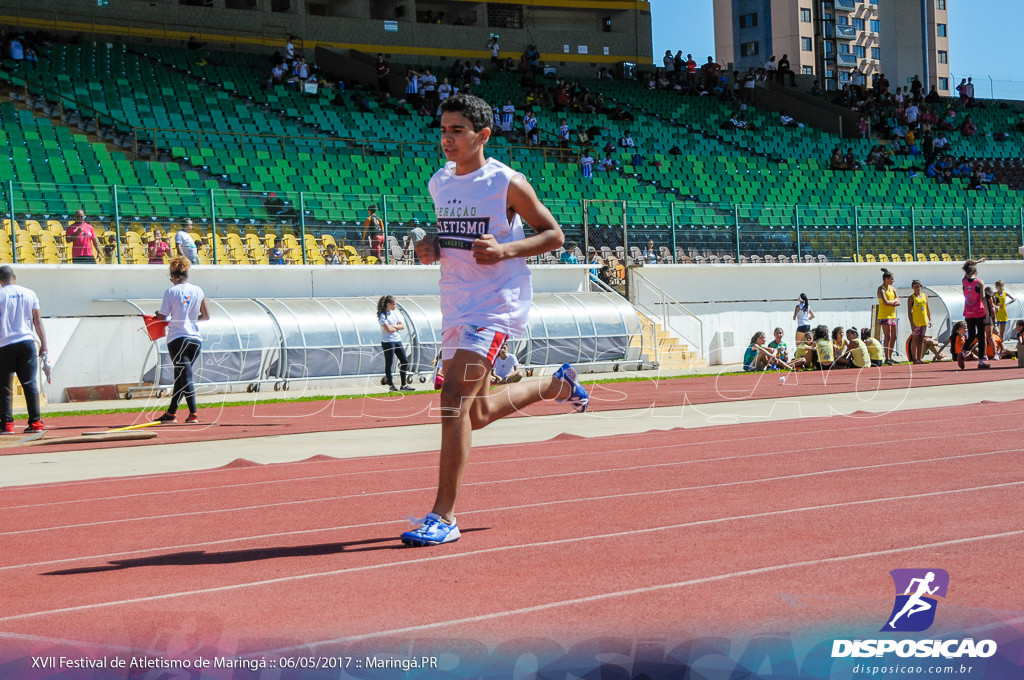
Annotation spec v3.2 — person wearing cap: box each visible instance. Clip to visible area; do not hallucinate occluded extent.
[405,218,426,263]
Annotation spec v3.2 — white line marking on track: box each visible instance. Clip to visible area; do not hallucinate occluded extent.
[0,486,1019,622]
[3,478,1022,573]
[1,408,1013,507]
[2,445,1019,538]
[256,529,1024,651]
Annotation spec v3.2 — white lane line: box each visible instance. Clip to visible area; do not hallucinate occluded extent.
[3,478,1021,573]
[1,408,1010,507]
[261,530,1024,651]
[2,445,1019,538]
[0,486,1019,623]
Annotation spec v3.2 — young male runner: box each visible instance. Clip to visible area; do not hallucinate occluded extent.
[403,94,588,547]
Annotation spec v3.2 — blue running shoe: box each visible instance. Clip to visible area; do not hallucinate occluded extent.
[554,363,589,413]
[400,513,461,547]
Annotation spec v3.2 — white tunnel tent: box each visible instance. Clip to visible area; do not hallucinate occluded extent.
[121,292,647,392]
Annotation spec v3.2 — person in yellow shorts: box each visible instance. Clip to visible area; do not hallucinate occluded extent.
[993,280,1016,342]
[861,327,884,367]
[876,268,900,364]
[907,279,932,364]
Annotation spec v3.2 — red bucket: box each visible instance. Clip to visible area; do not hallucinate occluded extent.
[142,314,168,341]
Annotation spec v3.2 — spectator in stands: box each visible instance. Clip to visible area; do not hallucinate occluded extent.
[175,218,199,264]
[742,68,757,104]
[965,77,976,106]
[148,229,170,265]
[269,60,287,87]
[776,54,794,86]
[560,244,579,264]
[597,264,614,287]
[362,204,385,261]
[8,35,23,61]
[727,111,756,130]
[580,150,594,180]
[500,99,515,132]
[959,114,977,137]
[642,239,659,265]
[968,166,987,191]
[523,111,539,145]
[65,210,102,265]
[268,237,288,265]
[779,110,803,128]
[102,234,119,264]
[405,218,426,263]
[404,69,421,109]
[436,77,452,105]
[487,36,501,67]
[844,148,863,171]
[490,343,523,385]
[703,56,722,89]
[352,91,372,113]
[375,53,391,93]
[829,147,847,171]
[324,243,342,265]
[597,153,617,172]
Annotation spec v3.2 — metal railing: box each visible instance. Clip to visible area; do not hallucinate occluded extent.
[3,182,1023,266]
[628,267,704,357]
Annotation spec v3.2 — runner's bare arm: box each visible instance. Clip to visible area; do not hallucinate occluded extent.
[472,175,563,264]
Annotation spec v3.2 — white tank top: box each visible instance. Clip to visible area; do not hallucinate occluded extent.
[429,158,532,336]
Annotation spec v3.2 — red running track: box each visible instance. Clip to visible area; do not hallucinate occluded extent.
[4,360,1023,455]
[1,395,1022,658]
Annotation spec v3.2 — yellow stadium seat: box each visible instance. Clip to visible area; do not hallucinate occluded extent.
[929,253,940,262]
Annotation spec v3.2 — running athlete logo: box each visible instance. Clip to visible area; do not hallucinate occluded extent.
[881,569,949,632]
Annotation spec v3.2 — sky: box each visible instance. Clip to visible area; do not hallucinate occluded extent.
[649,0,1023,100]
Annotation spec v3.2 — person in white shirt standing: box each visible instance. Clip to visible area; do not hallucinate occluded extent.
[0,266,48,433]
[176,218,199,264]
[153,257,209,423]
[377,295,414,392]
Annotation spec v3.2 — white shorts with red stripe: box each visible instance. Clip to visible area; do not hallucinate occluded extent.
[441,325,509,365]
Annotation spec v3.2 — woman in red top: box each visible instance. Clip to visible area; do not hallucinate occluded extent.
[148,229,171,264]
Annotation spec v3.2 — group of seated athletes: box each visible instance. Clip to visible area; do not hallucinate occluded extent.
[744,326,883,372]
[744,319,1024,373]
